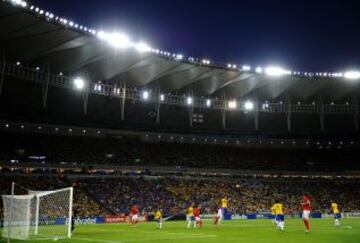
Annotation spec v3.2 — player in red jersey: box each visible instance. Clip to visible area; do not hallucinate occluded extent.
[130,205,139,226]
[301,194,311,233]
[193,205,203,228]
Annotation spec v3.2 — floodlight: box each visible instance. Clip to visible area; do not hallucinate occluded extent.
[187,97,193,105]
[135,42,151,53]
[344,71,360,80]
[160,94,165,101]
[227,64,232,68]
[244,101,254,110]
[73,77,85,90]
[206,99,211,107]
[175,54,183,60]
[228,100,237,109]
[265,66,288,76]
[256,67,263,73]
[97,31,132,49]
[142,90,149,100]
[202,59,210,65]
[242,65,251,71]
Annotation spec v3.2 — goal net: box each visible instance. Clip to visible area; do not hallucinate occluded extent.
[2,186,73,241]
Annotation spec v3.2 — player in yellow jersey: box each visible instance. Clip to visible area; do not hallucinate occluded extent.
[221,197,229,220]
[273,200,285,231]
[270,204,277,225]
[331,202,341,227]
[186,203,195,228]
[155,209,163,229]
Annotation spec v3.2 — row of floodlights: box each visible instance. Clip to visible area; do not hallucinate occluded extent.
[4,123,102,134]
[8,0,360,80]
[73,78,353,109]
[74,78,255,110]
[145,134,356,146]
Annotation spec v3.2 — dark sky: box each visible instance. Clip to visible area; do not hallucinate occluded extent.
[31,0,360,72]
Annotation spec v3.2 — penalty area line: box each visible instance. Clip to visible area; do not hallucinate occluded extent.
[72,237,122,243]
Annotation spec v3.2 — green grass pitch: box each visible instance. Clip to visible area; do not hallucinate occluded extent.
[1,218,360,243]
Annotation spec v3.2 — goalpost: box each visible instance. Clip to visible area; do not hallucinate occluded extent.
[1,183,73,241]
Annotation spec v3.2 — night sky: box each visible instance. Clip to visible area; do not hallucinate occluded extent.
[31,0,360,72]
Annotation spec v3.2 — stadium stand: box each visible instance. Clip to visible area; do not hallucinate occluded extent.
[1,131,360,171]
[1,173,359,219]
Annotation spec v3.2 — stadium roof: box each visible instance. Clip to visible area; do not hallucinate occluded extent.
[0,0,359,102]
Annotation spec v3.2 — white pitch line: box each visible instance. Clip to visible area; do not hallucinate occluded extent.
[94,227,217,237]
[73,235,215,243]
[72,237,122,243]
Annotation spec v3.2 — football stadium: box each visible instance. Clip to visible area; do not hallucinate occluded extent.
[0,0,360,242]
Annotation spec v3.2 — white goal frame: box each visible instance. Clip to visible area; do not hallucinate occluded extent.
[2,183,73,241]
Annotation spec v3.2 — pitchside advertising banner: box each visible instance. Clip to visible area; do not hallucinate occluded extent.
[2,213,359,227]
[71,215,148,225]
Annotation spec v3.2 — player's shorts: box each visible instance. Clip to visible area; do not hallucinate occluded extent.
[222,208,228,216]
[156,218,162,223]
[186,215,194,221]
[275,214,285,222]
[334,213,341,219]
[131,214,138,221]
[302,210,310,220]
[195,216,201,222]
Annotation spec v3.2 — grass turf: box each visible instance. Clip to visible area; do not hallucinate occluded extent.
[1,218,360,243]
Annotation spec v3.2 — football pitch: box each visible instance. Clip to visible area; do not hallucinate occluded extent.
[1,218,360,243]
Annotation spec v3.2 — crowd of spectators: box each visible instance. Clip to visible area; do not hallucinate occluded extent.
[2,174,359,219]
[1,131,360,219]
[79,176,360,215]
[1,131,359,171]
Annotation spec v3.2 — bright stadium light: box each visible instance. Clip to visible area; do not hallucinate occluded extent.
[202,59,210,65]
[244,101,254,110]
[11,0,26,7]
[187,97,193,105]
[142,90,149,100]
[242,65,251,71]
[256,67,263,73]
[228,100,237,109]
[97,31,132,49]
[160,94,165,101]
[344,71,360,80]
[265,66,288,76]
[73,77,85,90]
[175,54,183,60]
[206,99,211,107]
[134,42,151,53]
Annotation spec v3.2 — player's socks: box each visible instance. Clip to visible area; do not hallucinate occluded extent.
[214,216,219,225]
[280,222,285,231]
[303,219,310,231]
[335,219,340,227]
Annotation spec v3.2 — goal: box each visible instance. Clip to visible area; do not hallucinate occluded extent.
[2,184,73,241]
